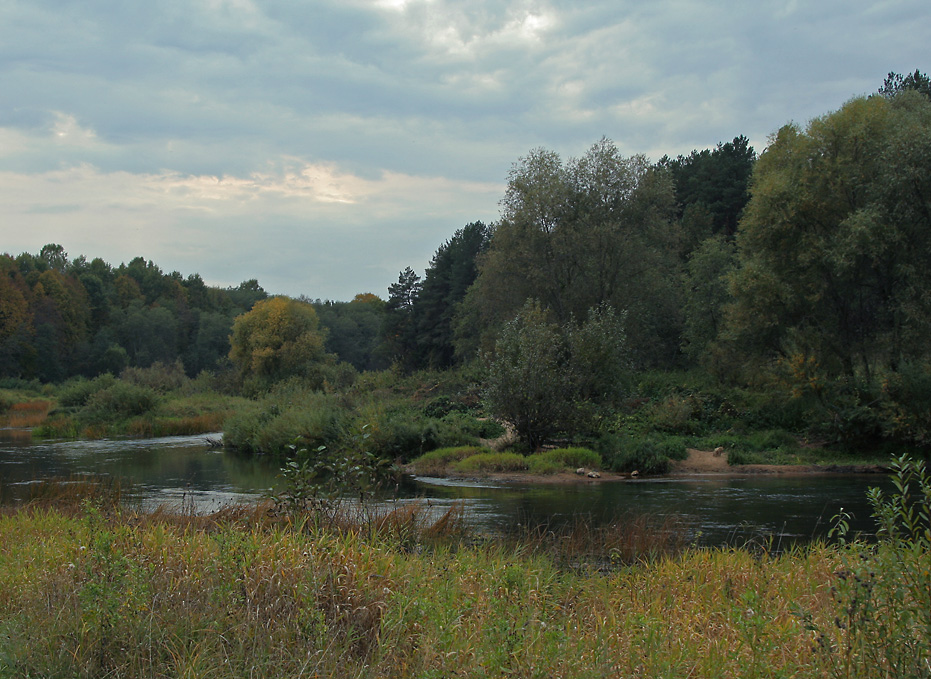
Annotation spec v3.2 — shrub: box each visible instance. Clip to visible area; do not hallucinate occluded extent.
[526,457,566,475]
[603,435,687,475]
[807,455,931,678]
[880,361,931,448]
[422,396,470,418]
[253,404,349,457]
[79,382,159,424]
[746,428,799,452]
[452,452,528,474]
[358,407,486,462]
[532,447,602,471]
[120,360,190,393]
[408,446,486,475]
[646,394,703,433]
[56,374,118,409]
[222,409,266,454]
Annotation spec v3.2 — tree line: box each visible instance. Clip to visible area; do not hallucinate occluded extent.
[2,71,929,449]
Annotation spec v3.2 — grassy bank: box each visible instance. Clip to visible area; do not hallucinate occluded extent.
[0,367,250,440]
[0,504,833,677]
[2,460,928,678]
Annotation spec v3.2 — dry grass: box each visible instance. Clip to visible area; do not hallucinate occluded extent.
[0,487,894,679]
[0,400,52,428]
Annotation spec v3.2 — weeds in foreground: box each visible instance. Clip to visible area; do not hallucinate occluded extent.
[0,492,847,679]
[1,459,927,678]
[800,454,931,678]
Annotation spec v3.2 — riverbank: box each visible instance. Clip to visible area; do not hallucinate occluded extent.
[0,498,886,678]
[425,447,891,485]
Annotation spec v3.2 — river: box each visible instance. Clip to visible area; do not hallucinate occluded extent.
[0,430,891,548]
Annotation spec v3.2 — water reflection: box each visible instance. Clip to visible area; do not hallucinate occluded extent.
[0,431,891,548]
[411,473,891,548]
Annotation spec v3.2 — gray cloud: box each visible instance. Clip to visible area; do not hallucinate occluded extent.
[1,0,928,298]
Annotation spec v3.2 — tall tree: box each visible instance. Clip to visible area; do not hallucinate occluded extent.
[460,138,681,367]
[724,92,931,382]
[879,69,931,99]
[482,299,628,449]
[229,296,330,391]
[413,221,491,369]
[315,294,387,372]
[381,267,422,369]
[660,135,756,247]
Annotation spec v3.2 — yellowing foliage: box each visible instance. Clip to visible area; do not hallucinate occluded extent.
[228,296,328,386]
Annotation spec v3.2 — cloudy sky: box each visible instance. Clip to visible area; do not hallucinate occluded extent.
[1,0,927,300]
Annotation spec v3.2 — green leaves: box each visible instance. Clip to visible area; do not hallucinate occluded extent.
[481,299,628,449]
[726,93,931,382]
[229,296,331,392]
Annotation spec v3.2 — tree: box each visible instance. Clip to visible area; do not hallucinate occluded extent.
[460,138,681,367]
[315,295,387,372]
[724,93,931,382]
[381,267,422,369]
[482,300,573,449]
[879,69,931,99]
[227,279,268,312]
[0,257,29,342]
[229,296,330,389]
[413,221,490,369]
[681,235,737,364]
[482,299,628,449]
[660,136,757,247]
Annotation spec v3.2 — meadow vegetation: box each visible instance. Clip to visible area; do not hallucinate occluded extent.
[0,455,926,678]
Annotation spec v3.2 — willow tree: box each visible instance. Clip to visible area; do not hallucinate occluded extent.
[724,91,931,383]
[458,138,681,367]
[229,296,330,391]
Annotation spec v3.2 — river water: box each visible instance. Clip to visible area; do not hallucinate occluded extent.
[0,430,891,548]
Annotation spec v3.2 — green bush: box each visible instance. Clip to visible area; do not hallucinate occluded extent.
[120,361,190,393]
[452,452,528,474]
[254,405,349,457]
[531,447,602,471]
[222,409,266,454]
[408,446,486,475]
[358,406,486,462]
[422,396,471,419]
[57,374,118,409]
[526,457,566,475]
[79,382,159,424]
[603,435,687,475]
[439,412,504,440]
[880,361,931,448]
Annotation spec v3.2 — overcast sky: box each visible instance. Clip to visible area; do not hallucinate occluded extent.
[1,0,927,300]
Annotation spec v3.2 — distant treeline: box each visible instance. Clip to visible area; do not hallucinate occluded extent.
[2,74,930,451]
[0,119,753,385]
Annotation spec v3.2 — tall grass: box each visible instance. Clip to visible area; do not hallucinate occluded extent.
[0,492,863,679]
[0,400,52,428]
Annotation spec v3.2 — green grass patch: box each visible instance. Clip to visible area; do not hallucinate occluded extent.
[452,452,528,474]
[527,447,602,474]
[408,446,488,475]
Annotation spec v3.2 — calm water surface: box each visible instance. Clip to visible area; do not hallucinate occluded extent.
[0,429,890,548]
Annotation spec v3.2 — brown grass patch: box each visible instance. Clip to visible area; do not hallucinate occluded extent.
[0,400,52,428]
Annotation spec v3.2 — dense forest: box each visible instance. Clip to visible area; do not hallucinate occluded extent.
[2,72,930,457]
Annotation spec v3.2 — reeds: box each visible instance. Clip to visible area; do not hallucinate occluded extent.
[0,488,897,679]
[505,512,693,568]
[0,399,52,428]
